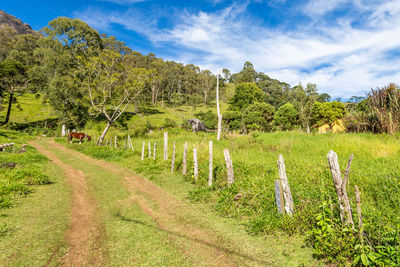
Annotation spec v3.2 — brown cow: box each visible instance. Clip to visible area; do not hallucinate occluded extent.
[68,132,91,144]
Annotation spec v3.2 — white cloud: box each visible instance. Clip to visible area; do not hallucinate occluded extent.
[75,0,400,97]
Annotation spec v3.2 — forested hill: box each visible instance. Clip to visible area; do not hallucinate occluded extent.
[0,11,340,131]
[0,10,36,35]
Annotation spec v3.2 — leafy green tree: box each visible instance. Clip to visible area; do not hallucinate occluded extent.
[273,102,298,130]
[242,102,275,132]
[37,17,103,127]
[236,61,257,83]
[317,93,331,102]
[229,82,264,111]
[82,50,150,143]
[292,83,319,130]
[311,101,346,127]
[0,59,25,123]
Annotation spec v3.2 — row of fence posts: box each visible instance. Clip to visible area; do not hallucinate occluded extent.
[88,131,365,233]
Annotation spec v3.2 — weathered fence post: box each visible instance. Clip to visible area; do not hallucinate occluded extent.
[141,142,145,160]
[114,136,117,148]
[61,124,66,137]
[277,154,294,215]
[208,141,213,186]
[327,150,354,226]
[223,148,234,185]
[193,147,198,181]
[164,132,168,160]
[355,185,363,241]
[171,141,176,173]
[153,142,156,160]
[148,142,151,158]
[183,142,187,175]
[274,180,285,214]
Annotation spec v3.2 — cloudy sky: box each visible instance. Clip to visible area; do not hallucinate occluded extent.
[3,0,400,97]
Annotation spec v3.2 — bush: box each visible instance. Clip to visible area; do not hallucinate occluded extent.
[242,102,275,132]
[195,110,218,129]
[162,118,177,129]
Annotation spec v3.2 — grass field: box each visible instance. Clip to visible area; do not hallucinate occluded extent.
[0,131,70,266]
[61,130,400,264]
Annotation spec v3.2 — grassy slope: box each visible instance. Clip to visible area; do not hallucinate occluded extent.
[0,131,70,266]
[0,94,55,123]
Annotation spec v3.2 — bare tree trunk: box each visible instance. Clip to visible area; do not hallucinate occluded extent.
[183,142,187,175]
[277,154,294,214]
[99,121,111,145]
[114,136,117,148]
[208,140,213,186]
[4,91,14,124]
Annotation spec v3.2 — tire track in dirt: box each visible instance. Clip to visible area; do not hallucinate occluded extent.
[30,140,108,267]
[49,140,272,266]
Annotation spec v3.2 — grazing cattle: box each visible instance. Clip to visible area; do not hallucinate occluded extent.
[68,132,91,144]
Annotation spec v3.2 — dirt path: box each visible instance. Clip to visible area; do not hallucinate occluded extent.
[30,140,107,267]
[44,139,272,266]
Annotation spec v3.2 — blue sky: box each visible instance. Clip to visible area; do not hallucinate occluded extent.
[3,0,400,97]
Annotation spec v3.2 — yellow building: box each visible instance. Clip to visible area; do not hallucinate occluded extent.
[318,119,345,133]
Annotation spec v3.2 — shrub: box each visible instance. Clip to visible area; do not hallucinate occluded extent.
[195,110,218,129]
[242,102,275,132]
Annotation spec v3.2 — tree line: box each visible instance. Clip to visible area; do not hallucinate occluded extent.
[0,16,399,137]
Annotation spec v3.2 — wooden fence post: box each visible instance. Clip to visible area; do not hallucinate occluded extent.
[277,154,294,215]
[183,142,187,175]
[223,148,234,185]
[164,132,168,160]
[274,180,285,214]
[114,136,117,148]
[208,141,213,186]
[61,124,66,137]
[193,147,198,181]
[148,142,151,158]
[171,141,176,173]
[355,185,363,241]
[327,150,354,226]
[153,142,156,160]
[141,142,145,160]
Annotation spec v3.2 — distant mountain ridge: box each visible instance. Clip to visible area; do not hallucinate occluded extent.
[0,10,36,35]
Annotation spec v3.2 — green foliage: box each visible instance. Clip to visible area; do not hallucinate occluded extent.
[223,110,242,130]
[273,102,298,130]
[195,110,217,129]
[162,118,177,129]
[0,130,51,210]
[242,102,275,132]
[229,83,264,111]
[311,101,346,126]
